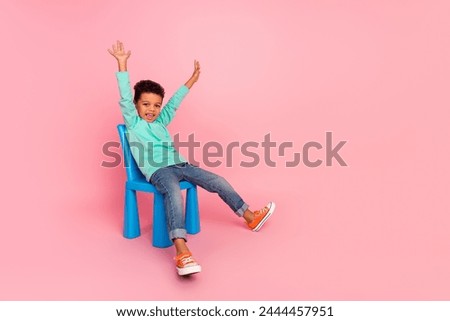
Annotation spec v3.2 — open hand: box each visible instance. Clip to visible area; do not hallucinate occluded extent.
[191,60,201,83]
[108,40,131,62]
[185,60,201,89]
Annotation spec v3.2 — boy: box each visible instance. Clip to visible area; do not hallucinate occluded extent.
[108,41,275,276]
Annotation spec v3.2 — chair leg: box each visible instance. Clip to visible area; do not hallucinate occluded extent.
[152,192,172,248]
[186,186,200,235]
[124,188,141,238]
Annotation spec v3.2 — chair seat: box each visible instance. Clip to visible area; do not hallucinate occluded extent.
[126,177,195,193]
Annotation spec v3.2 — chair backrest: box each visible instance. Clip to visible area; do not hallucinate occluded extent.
[117,124,146,181]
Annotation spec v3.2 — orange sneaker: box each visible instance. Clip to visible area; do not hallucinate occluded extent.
[247,201,276,231]
[174,252,201,276]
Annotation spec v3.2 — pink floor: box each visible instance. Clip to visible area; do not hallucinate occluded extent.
[2,159,450,300]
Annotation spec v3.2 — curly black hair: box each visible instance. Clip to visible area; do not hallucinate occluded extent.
[133,80,165,103]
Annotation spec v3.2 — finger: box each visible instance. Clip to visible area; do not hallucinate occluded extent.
[127,50,131,57]
[112,43,117,53]
[107,48,113,55]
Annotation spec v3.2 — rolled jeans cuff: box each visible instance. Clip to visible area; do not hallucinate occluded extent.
[235,202,249,217]
[170,228,187,242]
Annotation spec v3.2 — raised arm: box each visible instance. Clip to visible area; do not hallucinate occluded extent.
[108,41,139,128]
[156,60,201,126]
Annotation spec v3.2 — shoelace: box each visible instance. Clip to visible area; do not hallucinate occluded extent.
[178,255,196,266]
[255,206,268,217]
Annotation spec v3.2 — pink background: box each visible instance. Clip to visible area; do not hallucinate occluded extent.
[1,0,449,300]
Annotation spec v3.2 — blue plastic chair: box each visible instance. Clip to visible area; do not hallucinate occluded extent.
[116,124,200,248]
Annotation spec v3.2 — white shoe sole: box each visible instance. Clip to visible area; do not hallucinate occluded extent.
[252,201,276,232]
[177,264,202,276]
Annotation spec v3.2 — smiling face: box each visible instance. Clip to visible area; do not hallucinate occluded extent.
[135,92,163,122]
[133,79,165,123]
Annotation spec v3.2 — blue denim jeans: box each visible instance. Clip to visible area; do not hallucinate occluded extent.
[149,162,248,241]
